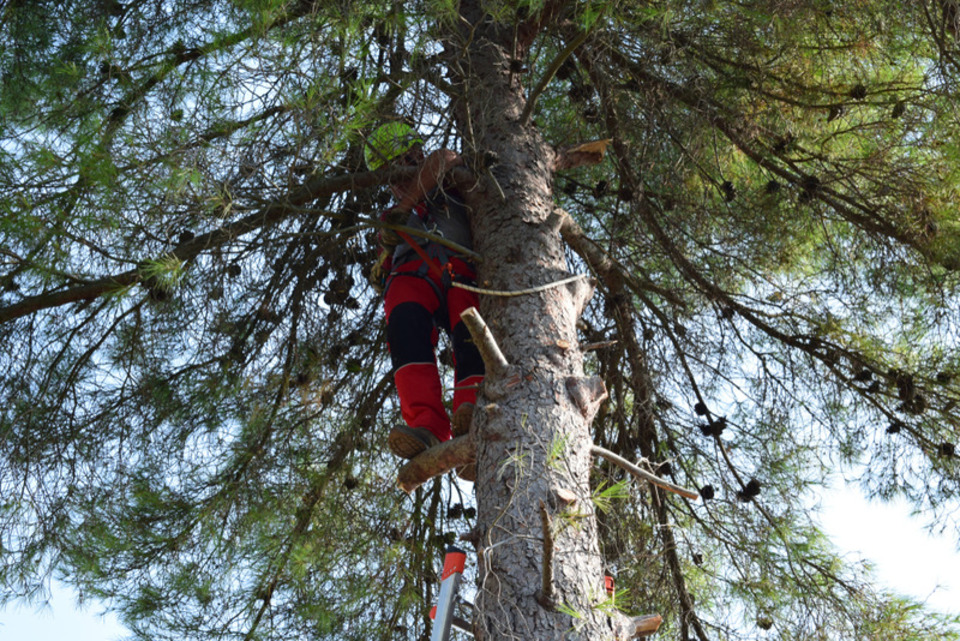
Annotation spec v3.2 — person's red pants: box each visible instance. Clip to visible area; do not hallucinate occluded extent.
[383,257,484,441]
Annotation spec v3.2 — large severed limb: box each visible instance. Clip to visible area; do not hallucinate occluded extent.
[397,435,476,494]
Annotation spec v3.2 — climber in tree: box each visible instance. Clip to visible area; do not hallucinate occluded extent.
[365,122,484,465]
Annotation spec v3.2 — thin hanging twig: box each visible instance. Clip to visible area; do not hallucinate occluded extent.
[591,445,700,500]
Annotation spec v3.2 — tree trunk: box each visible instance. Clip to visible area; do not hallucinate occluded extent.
[449,8,634,640]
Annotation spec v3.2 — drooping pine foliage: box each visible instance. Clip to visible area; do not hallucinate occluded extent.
[1,1,959,639]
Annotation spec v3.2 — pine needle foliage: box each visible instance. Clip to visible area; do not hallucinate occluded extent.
[2,1,960,639]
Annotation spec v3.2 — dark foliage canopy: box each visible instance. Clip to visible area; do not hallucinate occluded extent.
[2,0,959,639]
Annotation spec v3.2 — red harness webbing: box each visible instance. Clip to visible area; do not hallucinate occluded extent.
[395,229,449,282]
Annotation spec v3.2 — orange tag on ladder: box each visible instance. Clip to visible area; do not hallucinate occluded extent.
[441,549,466,581]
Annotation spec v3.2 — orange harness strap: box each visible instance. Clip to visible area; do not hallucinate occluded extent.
[395,229,450,282]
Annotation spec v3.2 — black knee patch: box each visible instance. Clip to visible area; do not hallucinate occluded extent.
[452,321,485,379]
[387,302,436,368]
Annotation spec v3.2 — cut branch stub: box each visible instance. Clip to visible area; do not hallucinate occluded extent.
[568,273,597,317]
[565,375,608,421]
[460,306,509,377]
[634,614,663,637]
[552,138,612,171]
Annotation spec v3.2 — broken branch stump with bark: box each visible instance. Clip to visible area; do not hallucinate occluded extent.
[460,306,509,377]
[535,500,556,609]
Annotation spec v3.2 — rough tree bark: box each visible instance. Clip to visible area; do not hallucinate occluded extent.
[446,5,636,639]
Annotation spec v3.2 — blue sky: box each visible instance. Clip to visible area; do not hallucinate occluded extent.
[820,483,960,617]
[0,581,125,641]
[2,483,958,640]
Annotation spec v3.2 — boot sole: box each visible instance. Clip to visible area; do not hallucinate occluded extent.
[388,426,439,459]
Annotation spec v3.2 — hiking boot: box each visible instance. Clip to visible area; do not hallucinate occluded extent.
[451,402,475,438]
[388,425,440,460]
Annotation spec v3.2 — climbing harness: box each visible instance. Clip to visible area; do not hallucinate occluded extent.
[383,189,473,301]
[394,228,450,283]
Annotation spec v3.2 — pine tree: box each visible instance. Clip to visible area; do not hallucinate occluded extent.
[2,1,960,639]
